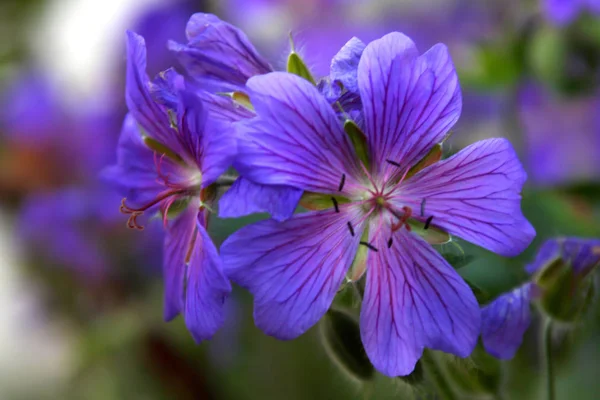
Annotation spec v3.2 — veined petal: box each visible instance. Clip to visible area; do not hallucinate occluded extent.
[361,228,480,377]
[177,92,237,187]
[195,90,254,123]
[163,200,199,320]
[221,209,364,339]
[126,31,177,150]
[169,13,272,91]
[218,177,302,221]
[481,283,535,359]
[358,33,461,177]
[101,114,182,209]
[184,213,232,342]
[235,72,361,194]
[331,37,366,94]
[398,138,535,257]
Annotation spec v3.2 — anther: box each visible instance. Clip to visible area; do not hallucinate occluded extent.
[424,216,434,230]
[420,198,427,217]
[331,197,339,213]
[387,238,393,248]
[338,174,346,192]
[386,159,401,167]
[347,221,355,236]
[360,241,378,252]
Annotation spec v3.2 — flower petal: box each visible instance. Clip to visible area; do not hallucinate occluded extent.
[177,91,237,187]
[221,209,364,339]
[218,177,302,221]
[102,114,180,209]
[331,37,366,94]
[544,0,581,26]
[235,72,361,194]
[399,138,535,257]
[360,228,480,376]
[184,213,232,342]
[162,200,198,320]
[169,13,272,91]
[481,283,535,359]
[358,32,461,177]
[526,239,561,275]
[125,31,176,149]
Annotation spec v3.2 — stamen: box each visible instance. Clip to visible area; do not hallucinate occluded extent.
[386,159,401,167]
[120,189,185,230]
[389,206,413,232]
[338,174,346,192]
[347,221,355,236]
[420,198,427,217]
[387,238,393,248]
[424,216,434,230]
[331,197,339,213]
[360,241,378,252]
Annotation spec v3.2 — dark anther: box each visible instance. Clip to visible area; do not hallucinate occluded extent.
[360,241,379,252]
[338,174,346,192]
[331,197,339,213]
[420,198,427,217]
[387,238,393,248]
[347,221,355,236]
[424,216,434,230]
[386,159,401,167]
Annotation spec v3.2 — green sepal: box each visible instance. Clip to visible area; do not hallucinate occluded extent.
[347,226,370,282]
[287,52,316,85]
[218,91,254,112]
[407,219,450,245]
[344,119,370,169]
[320,308,375,381]
[299,192,350,211]
[405,143,443,180]
[142,136,185,165]
[164,197,191,220]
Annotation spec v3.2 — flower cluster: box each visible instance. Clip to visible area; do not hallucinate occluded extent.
[106,13,537,376]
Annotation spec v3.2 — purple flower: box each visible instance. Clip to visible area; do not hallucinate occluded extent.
[544,0,600,26]
[221,32,535,376]
[481,237,600,359]
[518,83,600,186]
[104,31,234,342]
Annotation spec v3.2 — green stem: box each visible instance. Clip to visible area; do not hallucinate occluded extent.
[421,350,457,400]
[544,319,556,400]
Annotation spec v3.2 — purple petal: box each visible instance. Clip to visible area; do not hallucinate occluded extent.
[169,13,272,91]
[330,37,366,94]
[360,228,480,376]
[221,209,364,339]
[218,177,302,221]
[177,91,237,187]
[163,201,199,320]
[481,283,535,359]
[195,90,254,123]
[150,68,185,109]
[526,239,561,275]
[544,0,582,25]
[398,138,535,257]
[184,214,232,342]
[358,32,461,178]
[235,72,361,193]
[125,31,177,150]
[101,114,178,209]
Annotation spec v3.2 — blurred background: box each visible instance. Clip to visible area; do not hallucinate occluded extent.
[0,0,599,399]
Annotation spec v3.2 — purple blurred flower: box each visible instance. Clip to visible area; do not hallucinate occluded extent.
[518,83,600,186]
[221,32,534,376]
[544,0,600,26]
[481,237,600,359]
[104,31,235,342]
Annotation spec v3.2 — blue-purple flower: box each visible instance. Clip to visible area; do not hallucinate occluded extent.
[104,31,235,341]
[544,0,600,26]
[481,237,600,359]
[221,32,535,376]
